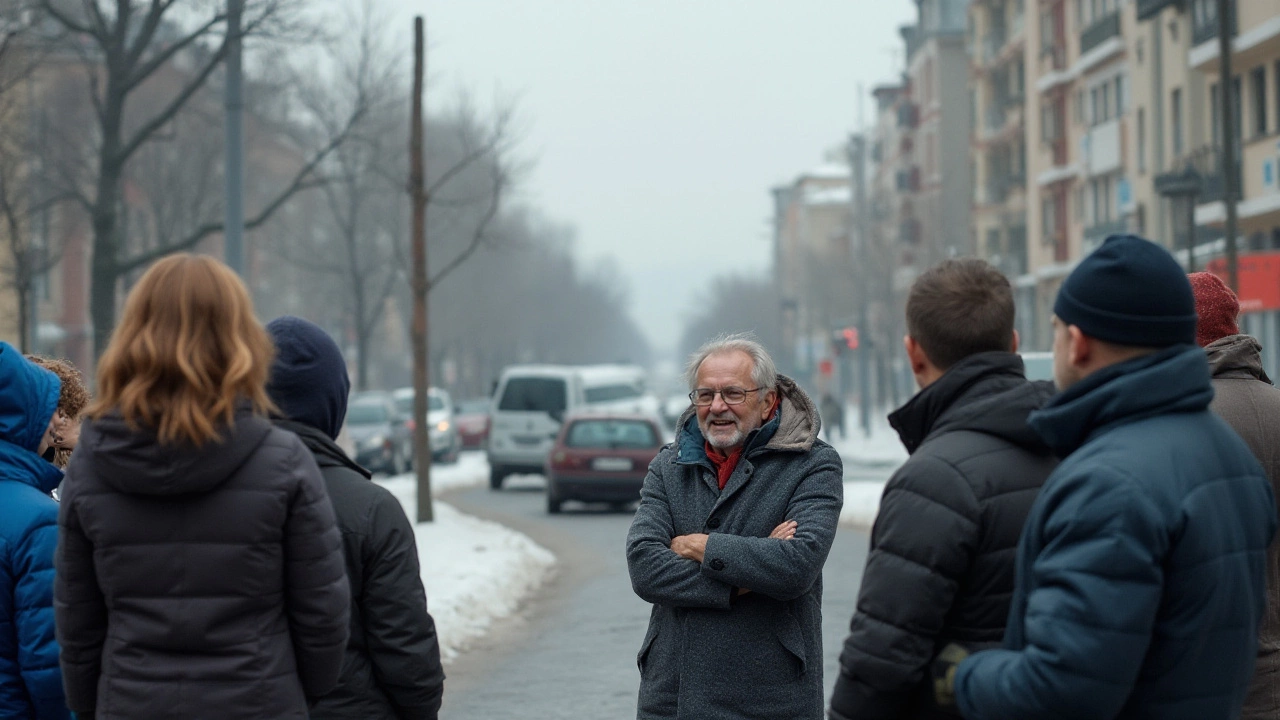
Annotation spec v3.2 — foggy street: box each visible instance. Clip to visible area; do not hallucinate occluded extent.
[437,478,878,719]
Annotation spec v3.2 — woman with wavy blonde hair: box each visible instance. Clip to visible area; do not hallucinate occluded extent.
[54,254,350,720]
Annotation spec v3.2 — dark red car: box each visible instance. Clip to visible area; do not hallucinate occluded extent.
[453,398,492,449]
[544,413,665,514]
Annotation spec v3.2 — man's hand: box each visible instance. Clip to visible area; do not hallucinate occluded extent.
[671,533,709,563]
[769,520,797,540]
[932,643,971,707]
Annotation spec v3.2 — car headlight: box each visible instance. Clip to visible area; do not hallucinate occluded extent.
[436,420,450,432]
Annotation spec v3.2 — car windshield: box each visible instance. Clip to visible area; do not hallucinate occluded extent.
[565,420,658,449]
[498,378,567,413]
[347,402,389,424]
[428,395,446,411]
[394,396,413,415]
[584,383,642,404]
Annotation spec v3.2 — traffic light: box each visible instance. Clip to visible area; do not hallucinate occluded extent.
[842,327,859,350]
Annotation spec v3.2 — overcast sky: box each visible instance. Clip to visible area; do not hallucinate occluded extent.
[377,0,917,359]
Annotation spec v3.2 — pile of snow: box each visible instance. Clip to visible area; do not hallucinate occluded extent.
[376,453,556,662]
[829,413,908,468]
[842,480,888,530]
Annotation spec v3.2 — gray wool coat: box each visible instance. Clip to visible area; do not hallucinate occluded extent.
[626,376,844,720]
[1207,335,1280,720]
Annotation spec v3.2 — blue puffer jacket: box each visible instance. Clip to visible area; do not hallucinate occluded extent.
[955,345,1277,720]
[0,342,69,719]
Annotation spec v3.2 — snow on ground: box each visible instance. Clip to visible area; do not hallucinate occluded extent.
[376,453,556,662]
[830,409,904,530]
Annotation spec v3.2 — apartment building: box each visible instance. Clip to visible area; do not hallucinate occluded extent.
[969,0,1032,341]
[1020,0,1141,349]
[1139,0,1280,378]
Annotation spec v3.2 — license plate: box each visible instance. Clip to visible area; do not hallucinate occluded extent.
[592,457,632,472]
[513,435,543,446]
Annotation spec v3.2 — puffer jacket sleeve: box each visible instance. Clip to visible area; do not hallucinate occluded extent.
[627,456,734,609]
[14,508,71,720]
[282,438,351,700]
[54,477,104,717]
[361,488,444,719]
[955,469,1166,720]
[699,447,843,601]
[828,455,979,720]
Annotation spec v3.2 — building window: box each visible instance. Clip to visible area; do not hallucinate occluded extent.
[1137,107,1146,174]
[1042,195,1057,241]
[1116,75,1127,116]
[1090,86,1100,124]
[1171,87,1184,158]
[1076,88,1086,124]
[1252,66,1268,137]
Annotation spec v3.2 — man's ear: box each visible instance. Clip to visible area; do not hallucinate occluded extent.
[1010,330,1020,354]
[905,335,930,376]
[1067,325,1090,369]
[761,389,778,422]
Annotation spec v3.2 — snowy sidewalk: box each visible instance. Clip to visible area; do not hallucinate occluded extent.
[376,454,556,662]
[829,412,905,531]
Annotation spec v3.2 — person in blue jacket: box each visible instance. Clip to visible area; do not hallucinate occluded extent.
[0,341,70,719]
[937,235,1278,720]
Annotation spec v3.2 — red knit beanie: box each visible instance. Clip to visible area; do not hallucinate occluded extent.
[1188,272,1240,347]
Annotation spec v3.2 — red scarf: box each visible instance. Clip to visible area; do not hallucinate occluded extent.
[705,442,743,490]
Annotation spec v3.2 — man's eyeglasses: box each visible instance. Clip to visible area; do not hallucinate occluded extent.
[688,387,762,406]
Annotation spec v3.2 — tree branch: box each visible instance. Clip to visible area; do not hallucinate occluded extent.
[126,10,225,91]
[428,169,504,290]
[116,43,230,164]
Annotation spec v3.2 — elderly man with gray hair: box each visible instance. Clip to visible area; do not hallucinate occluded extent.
[626,333,844,719]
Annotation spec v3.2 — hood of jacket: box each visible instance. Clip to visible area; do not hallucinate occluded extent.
[266,316,349,441]
[275,418,371,479]
[674,374,821,466]
[0,342,62,494]
[81,409,274,496]
[1029,344,1213,457]
[888,351,1054,456]
[1205,333,1272,384]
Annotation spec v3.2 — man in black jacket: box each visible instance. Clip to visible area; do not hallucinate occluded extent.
[828,258,1057,720]
[266,316,445,720]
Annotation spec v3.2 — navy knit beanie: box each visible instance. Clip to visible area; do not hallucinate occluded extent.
[265,316,350,440]
[1054,234,1198,347]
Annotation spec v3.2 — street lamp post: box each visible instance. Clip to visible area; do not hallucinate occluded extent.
[224,0,245,275]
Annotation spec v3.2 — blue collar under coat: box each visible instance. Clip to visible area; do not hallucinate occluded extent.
[675,412,781,470]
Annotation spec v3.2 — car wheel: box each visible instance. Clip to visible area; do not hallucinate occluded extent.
[489,466,506,491]
[546,489,562,514]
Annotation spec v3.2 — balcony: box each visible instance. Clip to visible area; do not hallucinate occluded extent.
[1137,0,1184,21]
[983,32,1006,63]
[896,166,921,192]
[985,177,1009,205]
[1155,145,1241,204]
[897,102,919,130]
[985,106,1007,135]
[1080,12,1121,56]
[1191,0,1236,47]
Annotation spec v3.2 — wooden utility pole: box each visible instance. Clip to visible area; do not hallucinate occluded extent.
[1218,0,1239,291]
[410,17,433,522]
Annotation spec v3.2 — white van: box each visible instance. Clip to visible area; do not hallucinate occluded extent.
[487,365,585,489]
[578,364,663,421]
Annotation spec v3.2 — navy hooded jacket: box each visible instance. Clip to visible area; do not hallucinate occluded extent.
[955,345,1277,720]
[0,342,69,719]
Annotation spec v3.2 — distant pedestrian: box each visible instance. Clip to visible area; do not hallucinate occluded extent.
[25,355,89,469]
[0,342,71,719]
[829,258,1056,720]
[626,333,843,719]
[940,235,1277,720]
[820,393,845,442]
[266,315,445,720]
[55,254,351,720]
[1189,271,1280,720]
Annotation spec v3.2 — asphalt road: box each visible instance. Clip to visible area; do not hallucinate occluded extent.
[438,476,875,719]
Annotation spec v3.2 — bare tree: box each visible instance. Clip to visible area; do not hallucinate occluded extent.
[35,0,354,356]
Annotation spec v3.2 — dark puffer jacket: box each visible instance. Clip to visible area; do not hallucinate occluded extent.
[829,352,1056,720]
[281,420,445,720]
[55,410,350,720]
[955,345,1277,720]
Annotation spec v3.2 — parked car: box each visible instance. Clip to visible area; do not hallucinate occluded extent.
[1020,351,1054,382]
[454,398,492,449]
[391,386,460,463]
[347,392,414,475]
[578,364,663,421]
[488,365,586,490]
[544,413,665,514]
